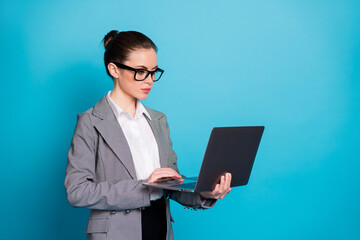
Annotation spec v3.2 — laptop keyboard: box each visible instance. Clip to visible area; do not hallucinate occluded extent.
[173,182,196,190]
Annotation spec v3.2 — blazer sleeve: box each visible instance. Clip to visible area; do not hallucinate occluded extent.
[161,115,217,209]
[64,112,151,211]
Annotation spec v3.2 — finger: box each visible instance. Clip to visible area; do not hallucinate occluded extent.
[160,168,183,179]
[204,183,224,199]
[217,174,231,198]
[156,177,176,182]
[220,173,230,192]
[219,175,226,194]
[153,168,177,175]
[219,189,229,199]
[149,168,183,182]
[219,187,231,199]
[153,168,182,178]
[225,173,232,190]
[212,183,221,197]
[228,173,232,187]
[156,171,182,180]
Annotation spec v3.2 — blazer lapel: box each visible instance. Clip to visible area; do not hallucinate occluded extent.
[144,115,168,168]
[92,96,137,179]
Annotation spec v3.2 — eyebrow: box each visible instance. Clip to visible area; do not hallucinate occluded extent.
[134,65,158,70]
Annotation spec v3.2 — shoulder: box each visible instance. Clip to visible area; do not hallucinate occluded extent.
[78,107,94,118]
[76,105,100,129]
[76,95,108,126]
[74,108,96,133]
[77,107,92,119]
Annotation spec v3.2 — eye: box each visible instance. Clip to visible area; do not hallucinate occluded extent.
[136,69,147,76]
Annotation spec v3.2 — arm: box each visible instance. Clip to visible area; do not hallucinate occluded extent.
[64,113,151,211]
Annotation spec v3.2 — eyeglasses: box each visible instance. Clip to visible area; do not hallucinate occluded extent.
[112,62,164,82]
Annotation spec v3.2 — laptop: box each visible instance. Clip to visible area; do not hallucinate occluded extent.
[143,126,264,192]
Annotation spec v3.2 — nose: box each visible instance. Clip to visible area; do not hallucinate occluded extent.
[144,73,153,84]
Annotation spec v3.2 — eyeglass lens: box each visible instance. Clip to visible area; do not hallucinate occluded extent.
[135,70,162,81]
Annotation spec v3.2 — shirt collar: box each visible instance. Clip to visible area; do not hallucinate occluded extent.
[106,91,151,120]
[135,99,151,120]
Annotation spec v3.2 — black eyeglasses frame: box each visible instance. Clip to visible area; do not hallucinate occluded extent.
[111,62,164,82]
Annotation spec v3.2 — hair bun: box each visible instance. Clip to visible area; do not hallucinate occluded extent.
[103,30,119,49]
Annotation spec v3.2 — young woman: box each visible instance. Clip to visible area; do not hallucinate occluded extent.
[65,30,232,240]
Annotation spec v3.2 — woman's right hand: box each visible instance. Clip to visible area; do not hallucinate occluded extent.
[147,168,183,183]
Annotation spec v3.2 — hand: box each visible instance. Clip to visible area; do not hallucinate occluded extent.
[147,168,184,183]
[200,173,232,199]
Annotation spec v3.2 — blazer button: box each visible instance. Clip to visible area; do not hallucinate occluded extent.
[110,210,116,214]
[125,210,131,213]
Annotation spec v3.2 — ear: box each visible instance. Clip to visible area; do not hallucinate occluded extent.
[107,63,120,79]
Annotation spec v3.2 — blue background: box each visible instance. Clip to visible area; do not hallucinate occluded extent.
[1,0,359,239]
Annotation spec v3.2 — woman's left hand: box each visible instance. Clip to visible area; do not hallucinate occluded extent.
[199,173,232,199]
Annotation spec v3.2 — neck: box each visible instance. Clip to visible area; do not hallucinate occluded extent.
[110,84,137,117]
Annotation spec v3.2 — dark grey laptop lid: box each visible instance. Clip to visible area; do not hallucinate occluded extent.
[194,126,264,192]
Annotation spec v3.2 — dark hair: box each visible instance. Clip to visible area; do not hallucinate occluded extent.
[102,30,158,77]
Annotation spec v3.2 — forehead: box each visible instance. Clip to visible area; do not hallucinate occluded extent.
[125,48,157,66]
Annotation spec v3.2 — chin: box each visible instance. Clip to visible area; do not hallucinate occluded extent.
[137,94,149,100]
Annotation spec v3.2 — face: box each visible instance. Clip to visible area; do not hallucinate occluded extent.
[113,48,158,100]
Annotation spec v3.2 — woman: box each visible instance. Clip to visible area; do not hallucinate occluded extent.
[65,30,232,240]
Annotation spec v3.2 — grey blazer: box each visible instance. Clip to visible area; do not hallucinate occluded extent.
[65,95,215,240]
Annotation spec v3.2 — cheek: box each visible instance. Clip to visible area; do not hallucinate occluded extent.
[121,78,143,95]
[122,80,136,91]
[119,72,135,88]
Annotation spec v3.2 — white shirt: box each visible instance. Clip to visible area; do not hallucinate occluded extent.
[106,91,163,200]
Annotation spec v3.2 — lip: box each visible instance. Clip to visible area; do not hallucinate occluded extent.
[141,88,151,94]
